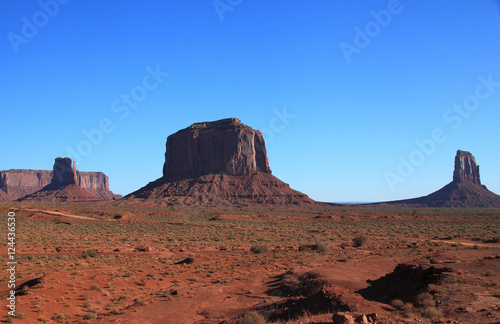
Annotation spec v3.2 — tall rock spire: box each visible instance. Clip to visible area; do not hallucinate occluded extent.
[453,150,481,185]
[382,149,500,207]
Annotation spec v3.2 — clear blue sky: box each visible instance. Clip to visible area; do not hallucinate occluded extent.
[1,1,500,202]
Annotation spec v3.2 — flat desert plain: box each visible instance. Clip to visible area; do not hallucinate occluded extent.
[1,202,499,323]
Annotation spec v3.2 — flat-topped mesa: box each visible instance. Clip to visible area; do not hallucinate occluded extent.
[127,118,315,205]
[51,157,78,187]
[453,150,481,185]
[162,118,271,180]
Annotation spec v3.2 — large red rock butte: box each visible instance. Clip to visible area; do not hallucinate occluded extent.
[17,158,105,202]
[382,150,500,207]
[126,118,315,205]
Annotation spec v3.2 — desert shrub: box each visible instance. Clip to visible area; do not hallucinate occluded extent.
[89,283,100,290]
[117,294,129,302]
[316,240,329,253]
[82,249,98,258]
[338,255,350,262]
[54,313,67,322]
[402,302,414,312]
[352,235,368,247]
[83,311,97,320]
[423,306,443,322]
[391,299,405,310]
[485,270,496,277]
[415,292,434,307]
[250,245,268,254]
[239,312,267,324]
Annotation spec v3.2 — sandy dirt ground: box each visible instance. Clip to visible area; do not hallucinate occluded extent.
[0,202,499,323]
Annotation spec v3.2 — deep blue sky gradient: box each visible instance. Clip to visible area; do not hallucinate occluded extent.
[1,1,499,202]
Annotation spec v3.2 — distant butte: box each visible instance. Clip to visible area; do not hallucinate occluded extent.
[126,118,315,205]
[381,150,500,207]
[17,158,103,202]
[0,164,119,202]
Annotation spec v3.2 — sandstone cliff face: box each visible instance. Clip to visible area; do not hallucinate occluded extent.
[1,165,118,201]
[453,150,481,185]
[76,172,116,199]
[0,170,52,201]
[163,118,271,179]
[128,118,314,205]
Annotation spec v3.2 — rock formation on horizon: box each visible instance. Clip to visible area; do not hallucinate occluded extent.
[126,118,315,205]
[17,158,108,202]
[0,166,119,202]
[383,150,500,208]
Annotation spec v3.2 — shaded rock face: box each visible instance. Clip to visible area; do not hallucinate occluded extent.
[453,150,481,185]
[128,118,315,205]
[51,157,78,186]
[163,118,271,179]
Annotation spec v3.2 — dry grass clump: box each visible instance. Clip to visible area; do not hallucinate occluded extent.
[250,245,268,254]
[423,306,444,322]
[238,312,267,324]
[415,292,435,308]
[352,235,368,247]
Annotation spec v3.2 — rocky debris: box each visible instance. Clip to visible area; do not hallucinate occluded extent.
[127,118,315,205]
[381,150,500,207]
[346,313,377,323]
[17,158,102,202]
[174,257,194,265]
[355,314,369,323]
[0,168,119,201]
[366,313,378,323]
[17,184,101,202]
[332,312,355,324]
